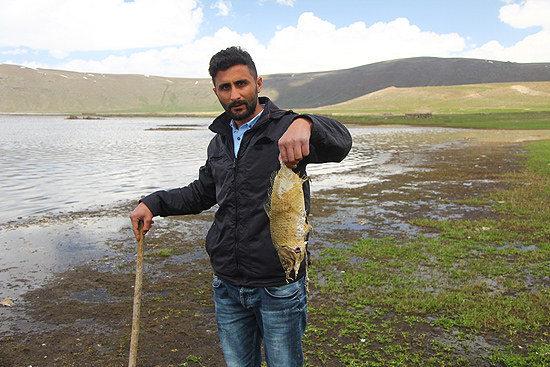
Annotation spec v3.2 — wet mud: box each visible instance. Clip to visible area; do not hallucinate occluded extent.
[0,137,531,366]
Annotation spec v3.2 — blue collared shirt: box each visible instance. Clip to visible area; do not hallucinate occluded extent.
[230,108,264,157]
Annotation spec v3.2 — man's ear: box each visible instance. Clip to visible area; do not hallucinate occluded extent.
[257,77,262,93]
[212,87,218,97]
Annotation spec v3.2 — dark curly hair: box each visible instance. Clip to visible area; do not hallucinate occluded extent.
[208,46,258,83]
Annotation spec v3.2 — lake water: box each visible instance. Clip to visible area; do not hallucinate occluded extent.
[0,114,510,225]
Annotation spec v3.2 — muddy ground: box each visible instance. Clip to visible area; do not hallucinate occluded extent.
[0,138,531,366]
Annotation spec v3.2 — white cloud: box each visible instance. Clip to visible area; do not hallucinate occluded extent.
[212,0,232,16]
[49,49,69,59]
[6,2,549,78]
[499,0,550,28]
[35,13,467,77]
[0,0,203,51]
[258,0,295,6]
[1,48,28,55]
[257,13,465,74]
[463,0,550,62]
[276,0,296,6]
[463,31,550,62]
[43,27,264,77]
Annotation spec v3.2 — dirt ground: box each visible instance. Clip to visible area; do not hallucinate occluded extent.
[0,138,530,367]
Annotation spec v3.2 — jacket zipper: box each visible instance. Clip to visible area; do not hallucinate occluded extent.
[231,138,241,275]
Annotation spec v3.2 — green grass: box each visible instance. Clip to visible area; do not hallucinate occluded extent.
[304,140,550,366]
[147,248,173,257]
[327,111,550,130]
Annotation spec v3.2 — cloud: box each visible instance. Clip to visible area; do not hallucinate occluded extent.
[276,0,296,6]
[259,0,296,6]
[41,27,264,77]
[499,0,550,28]
[212,0,232,16]
[6,2,549,78]
[0,0,203,51]
[29,12,467,77]
[49,49,69,59]
[463,30,550,63]
[1,48,28,55]
[257,13,465,74]
[463,0,550,62]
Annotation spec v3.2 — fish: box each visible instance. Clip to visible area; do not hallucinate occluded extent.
[264,161,312,283]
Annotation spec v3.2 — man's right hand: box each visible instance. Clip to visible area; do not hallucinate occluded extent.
[130,202,154,241]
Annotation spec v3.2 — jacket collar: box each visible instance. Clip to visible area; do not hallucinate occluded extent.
[209,96,287,135]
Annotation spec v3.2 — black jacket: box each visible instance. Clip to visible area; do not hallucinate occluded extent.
[141,97,352,287]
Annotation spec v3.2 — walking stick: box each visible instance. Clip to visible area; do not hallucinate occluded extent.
[128,220,145,367]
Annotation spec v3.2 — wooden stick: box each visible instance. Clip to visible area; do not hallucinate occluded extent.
[128,221,145,367]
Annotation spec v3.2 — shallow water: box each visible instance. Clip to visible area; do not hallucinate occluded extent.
[0,115,491,224]
[1,115,213,224]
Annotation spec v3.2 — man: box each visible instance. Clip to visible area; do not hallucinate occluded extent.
[130,46,352,367]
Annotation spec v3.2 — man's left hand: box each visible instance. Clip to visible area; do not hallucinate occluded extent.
[278,117,313,169]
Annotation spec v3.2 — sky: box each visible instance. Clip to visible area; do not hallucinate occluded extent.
[1,0,549,78]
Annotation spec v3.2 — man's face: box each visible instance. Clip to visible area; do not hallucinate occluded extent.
[213,64,263,126]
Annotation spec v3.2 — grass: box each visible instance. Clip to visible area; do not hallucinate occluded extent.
[304,140,550,366]
[306,82,550,116]
[327,111,550,130]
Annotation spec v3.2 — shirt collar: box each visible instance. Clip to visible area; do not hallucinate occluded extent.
[230,106,264,131]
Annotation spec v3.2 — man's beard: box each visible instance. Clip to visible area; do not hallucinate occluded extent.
[225,97,257,122]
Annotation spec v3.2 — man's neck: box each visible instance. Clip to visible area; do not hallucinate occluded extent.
[234,103,264,128]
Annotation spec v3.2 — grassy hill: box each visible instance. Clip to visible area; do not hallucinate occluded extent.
[1,57,550,114]
[308,81,550,115]
[0,64,222,114]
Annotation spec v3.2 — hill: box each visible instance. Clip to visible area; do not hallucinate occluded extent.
[310,81,550,115]
[0,64,221,114]
[1,57,550,114]
[269,57,550,109]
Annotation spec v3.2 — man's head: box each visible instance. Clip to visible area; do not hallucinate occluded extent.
[208,46,257,84]
[210,46,263,125]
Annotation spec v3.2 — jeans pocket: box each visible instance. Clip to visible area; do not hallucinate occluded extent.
[264,280,301,299]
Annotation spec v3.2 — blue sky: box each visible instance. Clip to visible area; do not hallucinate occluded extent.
[1,0,549,78]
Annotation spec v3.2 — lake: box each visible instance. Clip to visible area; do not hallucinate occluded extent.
[2,114,542,225]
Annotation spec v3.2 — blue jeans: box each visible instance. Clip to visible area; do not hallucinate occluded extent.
[212,275,308,367]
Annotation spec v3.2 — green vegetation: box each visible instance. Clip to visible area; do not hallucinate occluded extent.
[329,111,550,130]
[304,140,550,366]
[148,248,173,257]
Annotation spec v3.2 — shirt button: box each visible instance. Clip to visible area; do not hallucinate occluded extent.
[237,137,241,140]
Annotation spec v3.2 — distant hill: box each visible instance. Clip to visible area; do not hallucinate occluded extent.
[0,64,221,114]
[311,81,550,115]
[1,57,550,114]
[267,57,550,108]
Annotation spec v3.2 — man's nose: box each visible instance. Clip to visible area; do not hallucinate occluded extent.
[230,85,240,101]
